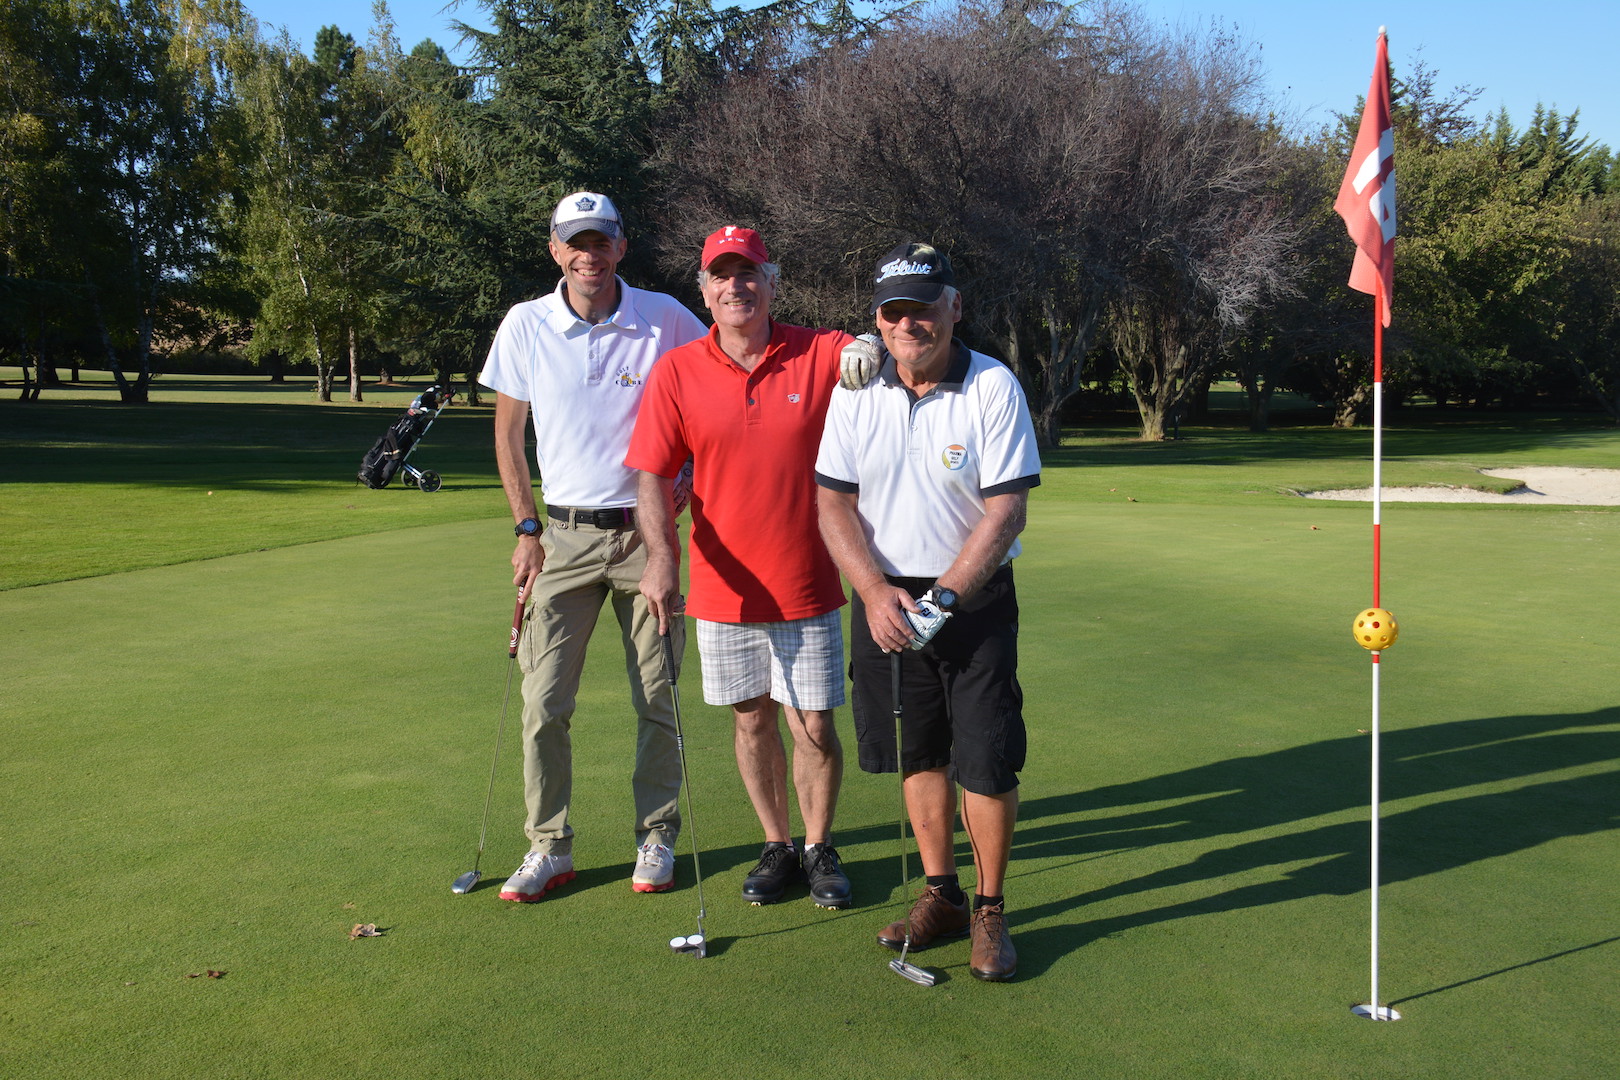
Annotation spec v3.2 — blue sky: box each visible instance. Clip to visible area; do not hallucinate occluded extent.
[244,0,1618,150]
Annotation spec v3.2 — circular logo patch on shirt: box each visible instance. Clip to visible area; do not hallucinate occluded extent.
[787,393,801,404]
[615,369,643,387]
[941,444,968,471]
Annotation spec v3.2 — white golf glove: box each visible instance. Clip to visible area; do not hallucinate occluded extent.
[839,334,882,390]
[905,591,952,650]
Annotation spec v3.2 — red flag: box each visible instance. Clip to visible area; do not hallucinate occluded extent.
[1336,30,1396,326]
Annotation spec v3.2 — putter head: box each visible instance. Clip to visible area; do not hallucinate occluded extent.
[450,870,481,895]
[889,958,936,986]
[669,933,707,958]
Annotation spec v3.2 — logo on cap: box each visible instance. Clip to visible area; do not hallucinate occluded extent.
[576,196,597,211]
[877,258,936,282]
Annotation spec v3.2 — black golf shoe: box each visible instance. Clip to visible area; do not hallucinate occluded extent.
[741,842,803,905]
[801,843,852,909]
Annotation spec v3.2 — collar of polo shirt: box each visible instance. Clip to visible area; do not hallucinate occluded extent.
[879,339,973,397]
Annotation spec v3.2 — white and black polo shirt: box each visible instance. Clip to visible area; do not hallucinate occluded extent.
[814,341,1041,578]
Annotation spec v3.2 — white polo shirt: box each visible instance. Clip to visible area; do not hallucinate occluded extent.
[815,342,1041,578]
[479,278,706,508]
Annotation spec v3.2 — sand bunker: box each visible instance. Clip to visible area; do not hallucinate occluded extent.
[1302,466,1620,506]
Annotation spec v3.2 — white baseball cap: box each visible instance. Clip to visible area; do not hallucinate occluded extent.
[551,191,622,241]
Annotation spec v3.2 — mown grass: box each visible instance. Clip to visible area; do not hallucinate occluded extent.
[2,379,1617,1079]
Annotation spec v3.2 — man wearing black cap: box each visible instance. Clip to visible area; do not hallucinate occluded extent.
[479,191,707,904]
[814,242,1041,981]
[627,226,864,909]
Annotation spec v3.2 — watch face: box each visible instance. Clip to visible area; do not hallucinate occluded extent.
[516,518,540,537]
[936,589,958,611]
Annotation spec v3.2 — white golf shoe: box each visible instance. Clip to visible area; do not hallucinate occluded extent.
[499,850,576,902]
[631,842,675,893]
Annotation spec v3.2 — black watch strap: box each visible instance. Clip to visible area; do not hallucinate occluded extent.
[931,586,958,612]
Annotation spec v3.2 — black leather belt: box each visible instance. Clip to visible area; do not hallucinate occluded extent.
[547,506,635,529]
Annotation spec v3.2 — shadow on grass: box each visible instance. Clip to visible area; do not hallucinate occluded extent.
[1010,706,1620,980]
[1388,935,1620,1006]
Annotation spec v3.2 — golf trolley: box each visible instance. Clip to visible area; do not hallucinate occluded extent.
[357,384,453,493]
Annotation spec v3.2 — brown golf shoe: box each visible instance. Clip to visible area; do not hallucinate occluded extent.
[969,902,1017,981]
[877,885,970,950]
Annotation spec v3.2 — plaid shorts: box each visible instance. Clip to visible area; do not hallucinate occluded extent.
[696,609,847,711]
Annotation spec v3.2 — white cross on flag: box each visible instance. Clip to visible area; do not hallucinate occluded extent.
[1335,30,1396,326]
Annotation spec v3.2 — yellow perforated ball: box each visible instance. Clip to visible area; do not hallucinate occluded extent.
[1353,609,1399,651]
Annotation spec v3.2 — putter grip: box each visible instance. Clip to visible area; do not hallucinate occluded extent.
[660,630,678,685]
[508,585,526,658]
[890,649,902,717]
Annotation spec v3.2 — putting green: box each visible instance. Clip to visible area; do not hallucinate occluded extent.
[4,490,1616,1078]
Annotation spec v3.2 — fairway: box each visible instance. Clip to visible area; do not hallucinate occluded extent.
[2,388,1617,1078]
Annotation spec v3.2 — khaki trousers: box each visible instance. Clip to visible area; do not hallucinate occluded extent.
[517,521,685,855]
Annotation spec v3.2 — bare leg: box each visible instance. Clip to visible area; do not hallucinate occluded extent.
[732,694,790,843]
[960,789,1018,896]
[783,706,842,844]
[903,767,957,877]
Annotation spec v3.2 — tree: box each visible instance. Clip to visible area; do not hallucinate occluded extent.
[650,0,1300,443]
[0,0,83,396]
[362,31,507,399]
[239,13,399,402]
[1097,16,1302,440]
[1557,196,1620,420]
[1,0,244,402]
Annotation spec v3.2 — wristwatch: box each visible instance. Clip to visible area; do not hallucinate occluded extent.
[930,586,958,612]
[514,517,542,538]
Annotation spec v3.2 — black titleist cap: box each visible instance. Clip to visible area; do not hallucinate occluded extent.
[871,242,954,311]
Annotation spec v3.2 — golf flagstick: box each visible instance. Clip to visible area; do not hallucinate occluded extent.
[452,585,527,895]
[889,650,936,986]
[1350,295,1401,1022]
[1336,28,1402,1021]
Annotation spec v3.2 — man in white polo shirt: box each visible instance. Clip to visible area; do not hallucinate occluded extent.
[815,242,1040,981]
[478,191,706,903]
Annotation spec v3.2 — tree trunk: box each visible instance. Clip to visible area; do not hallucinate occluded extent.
[347,323,363,402]
[1244,380,1273,432]
[1333,391,1367,428]
[1136,396,1169,441]
[311,322,333,402]
[19,344,36,401]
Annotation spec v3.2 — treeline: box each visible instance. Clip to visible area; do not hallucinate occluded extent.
[2,0,1616,437]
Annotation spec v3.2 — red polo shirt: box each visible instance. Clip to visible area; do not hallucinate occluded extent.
[627,321,851,622]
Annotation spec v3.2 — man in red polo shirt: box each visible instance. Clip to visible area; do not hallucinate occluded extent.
[627,226,856,908]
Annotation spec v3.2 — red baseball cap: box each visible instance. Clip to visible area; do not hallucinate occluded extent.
[701,226,770,270]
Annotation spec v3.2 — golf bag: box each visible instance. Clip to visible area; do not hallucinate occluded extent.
[357,385,451,492]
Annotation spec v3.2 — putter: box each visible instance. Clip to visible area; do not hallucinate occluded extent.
[888,650,937,986]
[661,624,707,956]
[451,585,527,894]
